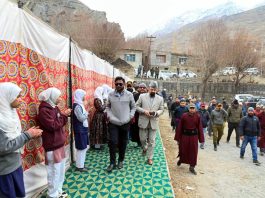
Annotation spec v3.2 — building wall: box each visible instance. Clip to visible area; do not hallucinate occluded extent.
[116,50,143,69]
[150,51,171,68]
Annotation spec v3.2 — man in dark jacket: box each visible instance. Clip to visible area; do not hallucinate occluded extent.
[239,107,261,166]
[198,103,210,149]
[173,99,189,131]
[170,97,180,131]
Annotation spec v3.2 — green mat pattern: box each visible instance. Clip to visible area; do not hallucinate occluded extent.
[41,132,174,198]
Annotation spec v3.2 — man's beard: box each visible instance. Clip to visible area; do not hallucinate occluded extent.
[150,92,156,97]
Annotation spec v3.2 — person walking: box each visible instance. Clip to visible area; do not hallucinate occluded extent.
[136,81,164,165]
[106,76,136,172]
[198,103,210,149]
[211,103,228,151]
[226,99,243,147]
[173,99,189,132]
[154,67,159,79]
[257,106,265,156]
[73,89,89,172]
[174,103,204,175]
[38,87,71,198]
[239,107,261,166]
[207,99,217,137]
[0,82,42,198]
[170,97,180,131]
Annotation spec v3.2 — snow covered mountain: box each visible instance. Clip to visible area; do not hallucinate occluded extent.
[151,1,248,36]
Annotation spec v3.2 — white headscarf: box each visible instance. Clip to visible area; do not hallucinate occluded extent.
[38,87,61,108]
[0,82,22,141]
[102,84,113,100]
[94,86,104,103]
[74,89,88,127]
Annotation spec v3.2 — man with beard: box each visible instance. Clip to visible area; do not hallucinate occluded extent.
[136,81,164,165]
[131,83,147,147]
[106,76,136,172]
[257,106,265,156]
[174,103,204,175]
[211,103,228,151]
[226,99,243,147]
[239,107,261,165]
[173,98,189,132]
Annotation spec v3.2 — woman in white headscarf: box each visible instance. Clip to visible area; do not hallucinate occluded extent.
[38,87,71,198]
[0,82,42,198]
[90,85,111,149]
[73,89,89,172]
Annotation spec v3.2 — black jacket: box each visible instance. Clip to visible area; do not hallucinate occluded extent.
[239,115,261,137]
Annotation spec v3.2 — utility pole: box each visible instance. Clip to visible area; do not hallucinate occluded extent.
[146,35,156,72]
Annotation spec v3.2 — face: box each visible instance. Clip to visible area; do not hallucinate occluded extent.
[10,92,22,108]
[115,80,125,92]
[138,86,147,93]
[216,104,222,110]
[55,96,63,105]
[189,107,196,113]
[149,87,156,96]
[180,101,186,106]
[248,110,254,116]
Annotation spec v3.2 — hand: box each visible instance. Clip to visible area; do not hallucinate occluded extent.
[144,111,151,117]
[62,108,72,116]
[240,136,244,141]
[27,126,43,138]
[258,136,261,141]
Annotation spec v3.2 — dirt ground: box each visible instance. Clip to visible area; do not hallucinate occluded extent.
[160,110,265,198]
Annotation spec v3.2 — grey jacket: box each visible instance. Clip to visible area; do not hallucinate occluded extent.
[136,93,164,130]
[211,108,228,125]
[106,89,136,126]
[0,129,31,175]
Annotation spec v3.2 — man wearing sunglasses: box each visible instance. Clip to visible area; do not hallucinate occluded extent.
[136,81,164,165]
[106,76,136,172]
[174,103,204,175]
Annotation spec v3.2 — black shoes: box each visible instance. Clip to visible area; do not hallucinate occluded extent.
[75,167,88,172]
[177,160,181,166]
[118,161,123,169]
[214,144,217,151]
[240,155,244,159]
[253,160,261,166]
[189,166,197,175]
[107,164,116,172]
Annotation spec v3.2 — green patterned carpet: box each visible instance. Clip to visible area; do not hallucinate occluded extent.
[40,131,174,198]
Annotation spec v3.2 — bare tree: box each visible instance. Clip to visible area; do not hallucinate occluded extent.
[192,19,230,100]
[125,33,149,53]
[227,30,260,92]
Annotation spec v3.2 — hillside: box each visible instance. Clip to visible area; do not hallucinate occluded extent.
[154,5,265,54]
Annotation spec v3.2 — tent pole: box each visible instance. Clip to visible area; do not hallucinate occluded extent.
[68,37,74,164]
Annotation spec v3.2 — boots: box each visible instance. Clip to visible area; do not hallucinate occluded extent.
[214,143,217,151]
[189,166,197,175]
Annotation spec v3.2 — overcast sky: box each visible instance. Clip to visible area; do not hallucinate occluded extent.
[79,0,265,38]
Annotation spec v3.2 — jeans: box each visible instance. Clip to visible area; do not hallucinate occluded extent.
[201,128,207,146]
[240,136,258,161]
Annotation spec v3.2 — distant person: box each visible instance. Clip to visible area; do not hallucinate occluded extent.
[222,97,229,111]
[173,99,189,131]
[239,107,261,166]
[174,103,204,175]
[137,65,143,77]
[210,103,228,151]
[226,99,243,147]
[150,67,155,77]
[155,67,159,79]
[198,103,210,149]
[0,82,42,198]
[170,97,180,131]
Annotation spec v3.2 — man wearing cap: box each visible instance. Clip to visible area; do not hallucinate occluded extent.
[210,103,228,151]
[198,103,210,149]
[226,99,243,147]
[239,107,261,165]
[131,83,147,147]
[106,76,136,172]
[174,103,204,175]
[173,99,189,132]
[257,106,265,156]
[136,81,164,165]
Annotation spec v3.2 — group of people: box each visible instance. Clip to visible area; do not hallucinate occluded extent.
[168,95,265,175]
[0,78,165,198]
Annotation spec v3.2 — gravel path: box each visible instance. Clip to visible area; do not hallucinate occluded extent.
[160,110,265,198]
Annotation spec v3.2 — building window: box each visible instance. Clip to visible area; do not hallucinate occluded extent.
[179,57,187,65]
[124,54,136,62]
[156,55,166,63]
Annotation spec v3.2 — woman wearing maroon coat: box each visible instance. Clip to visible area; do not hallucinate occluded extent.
[257,106,265,155]
[38,87,71,198]
[174,103,204,175]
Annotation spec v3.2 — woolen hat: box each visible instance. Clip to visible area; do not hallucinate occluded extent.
[248,107,254,112]
[149,81,158,89]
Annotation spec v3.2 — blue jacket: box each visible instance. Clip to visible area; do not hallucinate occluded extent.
[239,115,261,137]
[198,109,210,128]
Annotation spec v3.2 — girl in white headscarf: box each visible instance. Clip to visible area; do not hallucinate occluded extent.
[73,89,89,172]
[94,86,104,104]
[38,87,71,198]
[0,82,42,198]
